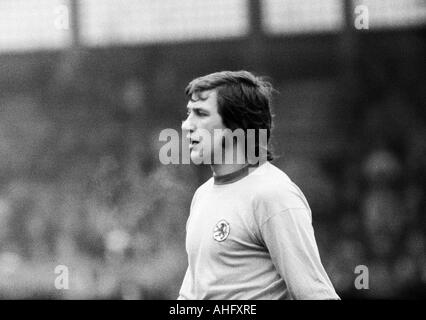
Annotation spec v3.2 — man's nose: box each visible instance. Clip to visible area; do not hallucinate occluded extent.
[182,115,195,132]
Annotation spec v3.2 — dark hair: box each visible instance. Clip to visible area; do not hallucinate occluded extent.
[185,70,274,161]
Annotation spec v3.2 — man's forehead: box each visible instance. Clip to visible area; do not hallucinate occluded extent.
[187,90,217,108]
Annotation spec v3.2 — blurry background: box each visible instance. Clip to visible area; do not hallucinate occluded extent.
[0,0,425,299]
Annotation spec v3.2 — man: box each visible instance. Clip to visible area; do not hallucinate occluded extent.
[178,71,339,300]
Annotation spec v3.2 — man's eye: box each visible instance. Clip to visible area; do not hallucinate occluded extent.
[186,109,207,117]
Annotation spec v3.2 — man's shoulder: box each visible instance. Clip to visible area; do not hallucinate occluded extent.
[247,162,311,211]
[248,162,296,192]
[193,176,214,196]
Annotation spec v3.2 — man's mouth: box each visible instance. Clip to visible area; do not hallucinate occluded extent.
[190,138,200,148]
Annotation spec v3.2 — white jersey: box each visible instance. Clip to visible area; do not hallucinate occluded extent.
[178,162,339,300]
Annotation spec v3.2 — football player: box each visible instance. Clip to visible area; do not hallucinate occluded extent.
[178,71,339,300]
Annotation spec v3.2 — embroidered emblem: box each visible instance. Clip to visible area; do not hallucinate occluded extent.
[213,220,230,242]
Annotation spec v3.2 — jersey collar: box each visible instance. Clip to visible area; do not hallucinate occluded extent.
[213,163,258,185]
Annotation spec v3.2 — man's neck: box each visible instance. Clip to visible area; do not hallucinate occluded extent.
[211,144,247,176]
[211,163,247,177]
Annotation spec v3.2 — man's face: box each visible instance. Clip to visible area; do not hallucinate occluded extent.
[181,90,226,164]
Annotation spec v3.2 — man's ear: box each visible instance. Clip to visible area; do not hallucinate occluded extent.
[220,129,234,149]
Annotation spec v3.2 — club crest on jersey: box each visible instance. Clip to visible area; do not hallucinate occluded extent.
[213,219,230,242]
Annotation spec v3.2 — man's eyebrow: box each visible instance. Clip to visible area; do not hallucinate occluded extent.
[187,106,209,113]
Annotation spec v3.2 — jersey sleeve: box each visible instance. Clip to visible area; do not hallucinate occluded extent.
[260,208,340,300]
